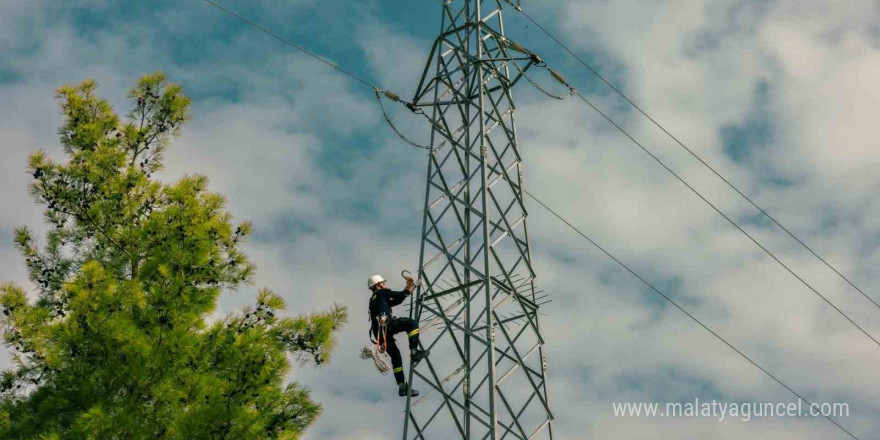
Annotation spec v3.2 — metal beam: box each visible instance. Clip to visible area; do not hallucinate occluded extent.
[404,2,553,439]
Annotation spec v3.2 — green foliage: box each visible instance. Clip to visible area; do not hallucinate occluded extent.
[0,73,348,439]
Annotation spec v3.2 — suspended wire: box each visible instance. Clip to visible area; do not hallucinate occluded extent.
[506,1,880,311]
[411,4,868,436]
[207,0,879,352]
[203,1,866,437]
[455,0,880,348]
[203,0,430,152]
[202,0,379,90]
[523,189,861,440]
[571,90,880,349]
[486,5,880,349]
[511,59,576,101]
[374,90,430,150]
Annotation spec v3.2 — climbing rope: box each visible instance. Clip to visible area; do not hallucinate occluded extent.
[360,345,391,375]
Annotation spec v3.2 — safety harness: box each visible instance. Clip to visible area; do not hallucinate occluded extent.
[376,315,388,354]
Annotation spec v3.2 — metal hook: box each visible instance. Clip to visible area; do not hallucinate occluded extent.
[401,270,423,287]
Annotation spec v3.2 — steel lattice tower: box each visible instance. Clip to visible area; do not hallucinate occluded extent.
[404,1,553,439]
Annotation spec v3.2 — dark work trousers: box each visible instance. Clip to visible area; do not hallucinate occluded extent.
[373,317,420,384]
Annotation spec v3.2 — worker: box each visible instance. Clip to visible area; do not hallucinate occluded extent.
[368,274,429,397]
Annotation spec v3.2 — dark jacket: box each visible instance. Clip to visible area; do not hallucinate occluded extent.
[368,288,410,320]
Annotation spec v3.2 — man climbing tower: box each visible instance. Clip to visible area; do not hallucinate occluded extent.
[368,273,429,397]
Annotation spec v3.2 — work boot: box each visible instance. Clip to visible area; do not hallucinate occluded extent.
[398,382,419,397]
[411,348,429,365]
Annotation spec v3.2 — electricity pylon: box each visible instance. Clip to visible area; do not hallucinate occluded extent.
[404,1,553,439]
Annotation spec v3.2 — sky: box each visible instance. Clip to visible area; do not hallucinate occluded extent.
[2,0,880,438]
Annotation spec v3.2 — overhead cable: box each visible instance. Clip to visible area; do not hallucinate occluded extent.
[569,89,880,349]
[202,0,379,90]
[467,0,880,349]
[505,0,880,312]
[208,0,880,351]
[374,90,430,150]
[523,188,861,440]
[202,0,430,152]
[204,2,864,437]
[511,60,577,101]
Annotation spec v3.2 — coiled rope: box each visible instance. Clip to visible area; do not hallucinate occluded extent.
[360,345,391,375]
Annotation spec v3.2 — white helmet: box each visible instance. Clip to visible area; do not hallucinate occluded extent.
[367,274,386,289]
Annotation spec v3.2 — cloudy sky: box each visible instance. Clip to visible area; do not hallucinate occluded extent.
[2,0,880,438]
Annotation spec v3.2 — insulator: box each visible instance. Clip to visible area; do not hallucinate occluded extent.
[505,40,528,54]
[382,90,401,102]
[550,69,568,85]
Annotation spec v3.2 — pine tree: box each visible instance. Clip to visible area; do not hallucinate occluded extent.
[0,73,348,439]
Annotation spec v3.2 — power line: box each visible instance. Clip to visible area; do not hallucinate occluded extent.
[412,4,866,437]
[199,3,865,437]
[523,188,861,440]
[202,0,379,90]
[202,0,434,153]
[491,43,872,436]
[569,90,880,349]
[486,0,880,349]
[208,0,879,349]
[500,36,880,349]
[508,2,880,312]
[374,90,429,150]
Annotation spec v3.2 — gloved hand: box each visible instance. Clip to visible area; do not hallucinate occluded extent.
[402,270,418,292]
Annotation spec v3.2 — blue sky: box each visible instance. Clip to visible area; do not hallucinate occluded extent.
[3,0,880,439]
